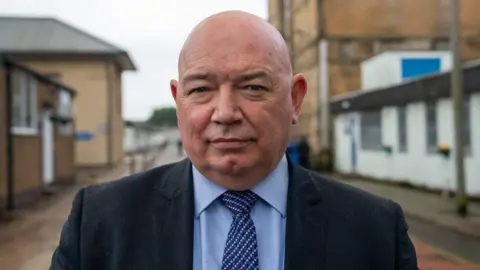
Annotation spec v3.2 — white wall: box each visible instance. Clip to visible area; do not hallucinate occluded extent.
[361,51,452,91]
[334,93,480,196]
[123,127,166,154]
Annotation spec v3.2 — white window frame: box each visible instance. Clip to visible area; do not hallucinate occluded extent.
[58,89,74,136]
[11,70,39,136]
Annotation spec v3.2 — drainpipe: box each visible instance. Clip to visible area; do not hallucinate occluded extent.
[317,0,330,149]
[4,59,15,210]
[278,0,285,38]
[106,63,114,167]
[319,40,329,149]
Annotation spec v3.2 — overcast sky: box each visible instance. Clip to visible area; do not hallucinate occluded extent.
[2,0,268,121]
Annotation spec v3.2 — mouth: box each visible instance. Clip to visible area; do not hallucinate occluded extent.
[209,138,253,149]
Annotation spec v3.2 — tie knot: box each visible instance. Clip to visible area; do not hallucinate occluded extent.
[221,190,258,214]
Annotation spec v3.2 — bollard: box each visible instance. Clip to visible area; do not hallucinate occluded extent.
[129,156,136,174]
[86,173,98,185]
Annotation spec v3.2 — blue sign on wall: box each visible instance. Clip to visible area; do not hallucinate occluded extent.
[75,132,94,141]
[401,58,441,81]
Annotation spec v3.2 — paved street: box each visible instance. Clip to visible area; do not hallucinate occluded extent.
[414,238,479,270]
[341,177,480,270]
[0,142,478,269]
[0,146,181,270]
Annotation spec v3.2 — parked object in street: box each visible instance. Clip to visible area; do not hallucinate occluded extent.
[177,139,183,157]
[297,136,311,169]
[286,140,300,164]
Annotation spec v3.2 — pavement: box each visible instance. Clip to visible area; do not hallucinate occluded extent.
[0,144,478,270]
[0,146,181,270]
[334,176,480,238]
[335,176,480,270]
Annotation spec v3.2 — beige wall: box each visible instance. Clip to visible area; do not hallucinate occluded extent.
[107,62,125,166]
[323,0,480,38]
[20,60,110,167]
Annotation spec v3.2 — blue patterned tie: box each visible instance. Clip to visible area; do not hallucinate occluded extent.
[221,190,259,270]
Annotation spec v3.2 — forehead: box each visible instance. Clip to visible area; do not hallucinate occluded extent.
[182,53,275,80]
[179,26,283,79]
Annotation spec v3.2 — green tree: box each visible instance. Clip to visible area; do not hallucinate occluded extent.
[147,106,177,127]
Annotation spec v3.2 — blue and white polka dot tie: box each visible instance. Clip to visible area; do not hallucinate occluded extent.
[221,190,259,270]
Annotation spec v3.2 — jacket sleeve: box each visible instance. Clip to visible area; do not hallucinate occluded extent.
[393,202,419,270]
[50,188,85,270]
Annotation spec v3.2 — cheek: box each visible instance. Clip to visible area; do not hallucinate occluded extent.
[244,102,291,136]
[180,104,211,136]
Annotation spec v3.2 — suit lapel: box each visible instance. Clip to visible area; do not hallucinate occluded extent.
[153,158,194,270]
[284,162,328,270]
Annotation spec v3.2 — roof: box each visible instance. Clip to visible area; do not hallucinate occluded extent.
[1,55,76,96]
[0,16,136,71]
[330,59,480,114]
[124,120,165,131]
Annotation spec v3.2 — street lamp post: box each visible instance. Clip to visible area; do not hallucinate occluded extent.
[450,0,468,217]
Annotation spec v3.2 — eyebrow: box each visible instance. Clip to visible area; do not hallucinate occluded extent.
[181,70,271,84]
[182,73,215,84]
[236,71,270,82]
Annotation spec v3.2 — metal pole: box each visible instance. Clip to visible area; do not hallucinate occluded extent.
[319,39,330,149]
[450,0,467,217]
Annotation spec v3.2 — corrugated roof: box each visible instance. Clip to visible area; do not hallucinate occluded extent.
[0,16,136,70]
[0,16,122,52]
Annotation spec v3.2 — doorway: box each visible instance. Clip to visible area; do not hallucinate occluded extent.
[42,109,54,186]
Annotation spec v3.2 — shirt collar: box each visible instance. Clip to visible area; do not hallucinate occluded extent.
[192,155,289,219]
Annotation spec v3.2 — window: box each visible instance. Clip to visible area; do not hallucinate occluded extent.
[11,69,38,135]
[397,105,407,152]
[360,110,382,151]
[425,101,437,152]
[339,40,357,61]
[58,89,73,135]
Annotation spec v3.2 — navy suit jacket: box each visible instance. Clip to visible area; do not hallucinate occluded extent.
[50,158,418,270]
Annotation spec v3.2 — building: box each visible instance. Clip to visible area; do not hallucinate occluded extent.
[0,16,136,170]
[268,0,480,152]
[330,59,480,197]
[0,56,77,210]
[123,120,167,155]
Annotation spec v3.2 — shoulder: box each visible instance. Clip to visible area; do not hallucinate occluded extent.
[305,169,399,217]
[79,160,183,212]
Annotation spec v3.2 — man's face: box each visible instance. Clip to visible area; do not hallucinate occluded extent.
[171,20,306,182]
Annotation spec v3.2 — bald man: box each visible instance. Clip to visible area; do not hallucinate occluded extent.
[50,11,418,270]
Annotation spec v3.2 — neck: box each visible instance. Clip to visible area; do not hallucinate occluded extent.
[197,157,283,191]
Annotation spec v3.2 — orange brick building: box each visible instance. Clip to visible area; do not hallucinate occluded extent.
[268,0,480,151]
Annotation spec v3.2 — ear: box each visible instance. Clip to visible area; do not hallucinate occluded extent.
[290,73,307,124]
[170,79,179,102]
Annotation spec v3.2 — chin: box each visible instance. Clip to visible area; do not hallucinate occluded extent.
[209,154,256,175]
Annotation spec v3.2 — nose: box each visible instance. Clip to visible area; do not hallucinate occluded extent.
[211,87,242,125]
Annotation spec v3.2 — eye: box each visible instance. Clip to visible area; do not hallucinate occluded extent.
[245,85,266,91]
[190,87,210,94]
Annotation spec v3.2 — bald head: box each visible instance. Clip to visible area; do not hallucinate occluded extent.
[170,11,307,189]
[178,11,292,76]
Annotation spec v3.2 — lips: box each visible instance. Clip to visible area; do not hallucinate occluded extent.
[210,138,252,149]
[211,138,249,143]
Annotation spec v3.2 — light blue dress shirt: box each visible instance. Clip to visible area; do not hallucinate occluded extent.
[192,155,289,270]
